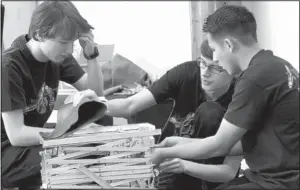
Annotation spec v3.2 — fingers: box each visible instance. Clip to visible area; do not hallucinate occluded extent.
[152,143,164,148]
[80,31,94,42]
[98,96,107,102]
[161,165,178,173]
[72,89,98,107]
[79,31,94,52]
[150,149,165,166]
[120,84,129,90]
[159,158,178,168]
[159,159,181,173]
[152,138,168,148]
[79,36,93,46]
[81,30,94,38]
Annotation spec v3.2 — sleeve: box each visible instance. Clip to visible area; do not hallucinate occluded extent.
[1,62,26,112]
[224,78,269,130]
[148,64,184,104]
[59,56,85,84]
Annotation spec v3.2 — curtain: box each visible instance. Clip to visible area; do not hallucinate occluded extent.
[189,1,242,60]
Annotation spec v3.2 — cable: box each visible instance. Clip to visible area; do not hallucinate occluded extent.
[155,98,176,144]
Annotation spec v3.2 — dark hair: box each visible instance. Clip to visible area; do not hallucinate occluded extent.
[200,39,213,60]
[202,5,257,45]
[28,0,94,41]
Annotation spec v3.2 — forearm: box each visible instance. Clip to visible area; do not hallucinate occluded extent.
[87,58,104,96]
[163,136,223,160]
[184,160,236,182]
[104,85,122,96]
[228,141,243,156]
[106,99,131,117]
[177,138,199,145]
[12,126,53,147]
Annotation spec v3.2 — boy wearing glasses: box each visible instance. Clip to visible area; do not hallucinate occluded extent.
[106,39,242,190]
[151,5,299,190]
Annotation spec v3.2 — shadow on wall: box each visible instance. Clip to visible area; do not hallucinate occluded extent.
[72,43,148,90]
[2,1,37,49]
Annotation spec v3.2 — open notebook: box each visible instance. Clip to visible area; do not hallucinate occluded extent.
[42,95,107,139]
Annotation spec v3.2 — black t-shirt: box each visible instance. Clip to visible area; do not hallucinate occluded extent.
[1,34,85,143]
[149,61,233,118]
[150,61,203,118]
[224,50,299,189]
[149,61,235,190]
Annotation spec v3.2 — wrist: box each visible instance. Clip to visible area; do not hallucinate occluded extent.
[83,44,95,55]
[182,160,189,174]
[83,46,99,60]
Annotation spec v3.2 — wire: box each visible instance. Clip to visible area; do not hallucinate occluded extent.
[155,98,176,144]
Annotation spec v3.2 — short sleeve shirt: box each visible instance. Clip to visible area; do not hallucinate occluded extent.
[1,34,85,143]
[224,50,299,189]
[148,61,235,190]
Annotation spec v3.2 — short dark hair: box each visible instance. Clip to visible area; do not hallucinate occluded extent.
[28,0,94,41]
[202,5,257,45]
[200,39,213,60]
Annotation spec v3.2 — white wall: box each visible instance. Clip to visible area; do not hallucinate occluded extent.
[242,1,299,71]
[4,1,297,73]
[2,1,37,49]
[72,1,192,77]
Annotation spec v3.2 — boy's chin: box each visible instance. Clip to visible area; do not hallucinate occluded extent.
[51,57,66,63]
[201,84,215,91]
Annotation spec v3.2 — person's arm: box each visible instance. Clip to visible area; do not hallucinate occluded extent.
[159,155,242,182]
[181,139,243,156]
[106,62,187,117]
[184,155,242,182]
[155,135,243,155]
[228,140,243,156]
[171,138,243,156]
[1,62,53,146]
[151,78,268,164]
[106,89,156,117]
[70,32,104,96]
[103,85,124,96]
[158,119,247,161]
[154,136,198,148]
[2,110,53,146]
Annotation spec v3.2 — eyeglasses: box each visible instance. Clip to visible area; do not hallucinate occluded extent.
[196,57,226,74]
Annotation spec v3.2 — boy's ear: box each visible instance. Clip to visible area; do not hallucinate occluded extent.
[224,38,233,53]
[224,37,239,53]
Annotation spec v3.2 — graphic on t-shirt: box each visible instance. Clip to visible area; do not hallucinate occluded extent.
[169,113,195,137]
[24,83,57,114]
[284,65,296,89]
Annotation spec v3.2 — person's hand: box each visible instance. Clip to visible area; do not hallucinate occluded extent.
[154,136,187,148]
[159,158,187,174]
[98,96,108,103]
[71,89,99,107]
[115,84,130,92]
[150,148,167,166]
[79,31,95,56]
